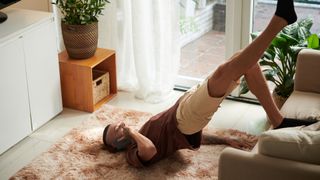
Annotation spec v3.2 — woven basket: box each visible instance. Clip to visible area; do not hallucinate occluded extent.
[61,22,98,59]
[92,70,110,104]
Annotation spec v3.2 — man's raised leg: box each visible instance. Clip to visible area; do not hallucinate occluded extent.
[207,0,297,97]
[206,0,297,127]
[208,15,288,99]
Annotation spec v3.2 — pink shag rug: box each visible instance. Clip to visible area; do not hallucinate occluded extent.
[11,105,257,180]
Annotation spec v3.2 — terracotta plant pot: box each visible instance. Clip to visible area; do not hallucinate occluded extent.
[61,22,98,59]
[272,90,288,109]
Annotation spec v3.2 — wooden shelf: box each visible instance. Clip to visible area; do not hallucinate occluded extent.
[59,48,117,112]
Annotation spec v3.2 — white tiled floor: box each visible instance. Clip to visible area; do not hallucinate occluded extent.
[0,91,269,179]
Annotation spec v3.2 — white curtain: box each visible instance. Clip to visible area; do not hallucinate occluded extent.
[98,0,181,103]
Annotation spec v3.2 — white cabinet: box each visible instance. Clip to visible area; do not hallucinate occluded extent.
[0,9,62,154]
[23,18,62,130]
[0,37,32,154]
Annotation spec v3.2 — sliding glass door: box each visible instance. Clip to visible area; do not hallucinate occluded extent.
[176,0,235,89]
[176,0,255,92]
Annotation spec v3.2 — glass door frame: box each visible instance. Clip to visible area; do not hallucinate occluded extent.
[228,0,256,98]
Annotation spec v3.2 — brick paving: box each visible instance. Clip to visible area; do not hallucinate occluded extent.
[180,2,320,79]
[180,31,225,79]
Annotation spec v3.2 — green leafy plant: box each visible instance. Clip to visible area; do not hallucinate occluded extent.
[239,17,320,98]
[53,0,110,25]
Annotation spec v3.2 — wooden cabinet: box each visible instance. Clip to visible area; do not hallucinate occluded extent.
[59,48,117,112]
[0,9,62,154]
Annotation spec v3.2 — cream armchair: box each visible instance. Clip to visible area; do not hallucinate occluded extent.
[218,49,320,180]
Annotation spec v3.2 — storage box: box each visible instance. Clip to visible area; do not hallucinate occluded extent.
[92,70,109,104]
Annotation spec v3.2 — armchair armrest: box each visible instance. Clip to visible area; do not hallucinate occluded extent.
[218,147,320,180]
[295,49,320,93]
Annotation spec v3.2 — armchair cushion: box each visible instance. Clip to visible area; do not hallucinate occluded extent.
[258,123,320,165]
[281,91,320,121]
[295,49,320,93]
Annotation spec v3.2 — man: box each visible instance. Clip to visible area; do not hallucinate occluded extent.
[102,0,316,168]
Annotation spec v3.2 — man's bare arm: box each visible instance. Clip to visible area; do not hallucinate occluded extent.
[201,133,227,145]
[201,132,254,149]
[124,126,157,161]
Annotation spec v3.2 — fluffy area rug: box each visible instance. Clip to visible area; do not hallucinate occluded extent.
[11,105,258,180]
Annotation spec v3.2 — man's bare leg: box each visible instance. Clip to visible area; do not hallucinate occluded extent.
[207,16,288,127]
[244,62,317,128]
[205,0,304,128]
[205,1,316,128]
[215,49,283,126]
[208,16,287,97]
[208,0,297,99]
[244,63,283,127]
[227,16,287,80]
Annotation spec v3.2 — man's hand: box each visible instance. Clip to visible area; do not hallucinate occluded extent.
[115,122,133,137]
[115,121,125,131]
[225,137,255,149]
[122,124,133,136]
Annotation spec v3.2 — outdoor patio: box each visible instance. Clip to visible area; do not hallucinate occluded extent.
[180,1,320,79]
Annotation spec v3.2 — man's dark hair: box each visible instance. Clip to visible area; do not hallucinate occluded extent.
[102,124,118,153]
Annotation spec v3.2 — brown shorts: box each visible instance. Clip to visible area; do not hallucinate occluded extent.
[176,79,238,135]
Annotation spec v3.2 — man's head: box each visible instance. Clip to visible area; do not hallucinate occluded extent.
[103,122,132,152]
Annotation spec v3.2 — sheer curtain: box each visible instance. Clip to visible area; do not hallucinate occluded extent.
[98,0,181,103]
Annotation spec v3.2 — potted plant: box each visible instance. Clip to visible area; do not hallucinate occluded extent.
[239,17,320,108]
[53,0,110,59]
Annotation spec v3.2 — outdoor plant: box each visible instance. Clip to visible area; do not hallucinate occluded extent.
[239,17,320,98]
[53,0,110,25]
[179,0,199,34]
